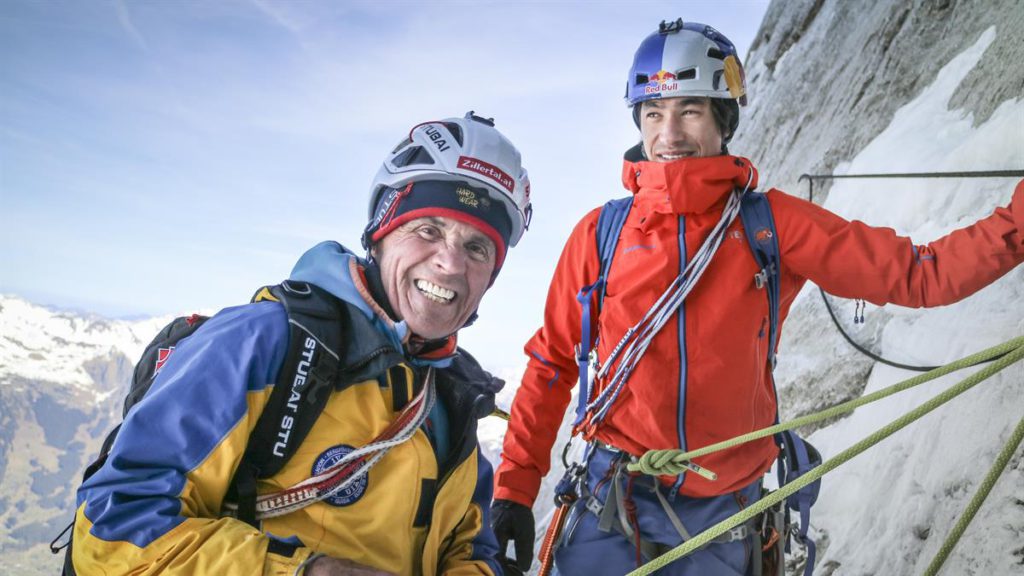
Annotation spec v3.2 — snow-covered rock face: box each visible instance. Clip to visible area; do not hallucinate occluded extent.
[731,3,1024,574]
[778,26,1024,576]
[733,0,1024,199]
[1,296,172,393]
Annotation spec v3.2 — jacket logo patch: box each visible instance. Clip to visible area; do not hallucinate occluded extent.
[154,347,175,373]
[755,228,773,243]
[312,445,369,507]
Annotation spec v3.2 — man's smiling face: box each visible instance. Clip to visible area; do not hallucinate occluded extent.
[374,216,496,340]
[640,96,724,161]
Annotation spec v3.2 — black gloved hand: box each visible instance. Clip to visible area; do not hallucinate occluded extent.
[490,499,535,573]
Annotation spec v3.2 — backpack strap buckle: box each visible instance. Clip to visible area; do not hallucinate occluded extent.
[754,269,768,290]
[754,262,777,290]
[721,523,751,543]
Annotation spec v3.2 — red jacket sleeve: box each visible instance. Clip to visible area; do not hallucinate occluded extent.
[494,209,602,507]
[775,180,1024,307]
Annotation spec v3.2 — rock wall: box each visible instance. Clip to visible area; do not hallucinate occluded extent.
[733,0,1024,198]
[730,2,1023,573]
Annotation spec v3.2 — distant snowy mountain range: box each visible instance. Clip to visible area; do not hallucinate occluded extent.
[0,296,180,574]
[0,296,172,394]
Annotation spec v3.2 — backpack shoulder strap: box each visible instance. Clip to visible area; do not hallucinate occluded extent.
[739,193,821,575]
[738,190,781,370]
[573,196,634,428]
[231,280,348,527]
[595,196,634,308]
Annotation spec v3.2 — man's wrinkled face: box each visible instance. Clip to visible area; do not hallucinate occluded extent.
[640,97,723,161]
[374,216,496,340]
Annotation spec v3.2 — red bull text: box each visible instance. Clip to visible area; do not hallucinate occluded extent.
[645,69,678,95]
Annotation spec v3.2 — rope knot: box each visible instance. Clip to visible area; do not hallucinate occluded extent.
[635,449,693,476]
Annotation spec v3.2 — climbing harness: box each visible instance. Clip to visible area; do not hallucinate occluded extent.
[539,442,758,576]
[595,448,754,561]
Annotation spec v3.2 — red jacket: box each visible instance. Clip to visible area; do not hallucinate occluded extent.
[496,155,1024,505]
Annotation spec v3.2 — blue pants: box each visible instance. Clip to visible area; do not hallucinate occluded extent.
[553,445,760,576]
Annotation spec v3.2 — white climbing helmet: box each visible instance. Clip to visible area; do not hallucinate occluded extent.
[367,112,532,247]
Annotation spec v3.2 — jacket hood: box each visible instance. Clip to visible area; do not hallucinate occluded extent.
[288,240,456,367]
[621,152,759,215]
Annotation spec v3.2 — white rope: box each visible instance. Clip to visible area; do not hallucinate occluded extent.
[224,367,436,520]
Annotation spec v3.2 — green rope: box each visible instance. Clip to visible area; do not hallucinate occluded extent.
[628,335,1024,477]
[922,411,1024,576]
[625,339,1024,576]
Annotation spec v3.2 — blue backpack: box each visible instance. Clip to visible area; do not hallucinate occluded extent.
[576,191,821,576]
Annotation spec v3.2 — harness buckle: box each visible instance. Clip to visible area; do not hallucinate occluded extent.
[726,524,750,542]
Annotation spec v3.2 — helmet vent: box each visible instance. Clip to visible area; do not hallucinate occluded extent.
[712,70,723,90]
[635,73,649,85]
[442,122,464,146]
[392,146,436,168]
[675,68,697,81]
[706,47,726,61]
[390,137,413,154]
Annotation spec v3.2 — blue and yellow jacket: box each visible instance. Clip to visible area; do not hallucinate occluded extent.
[74,242,504,576]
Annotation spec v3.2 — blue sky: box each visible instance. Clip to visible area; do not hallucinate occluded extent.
[1,0,769,368]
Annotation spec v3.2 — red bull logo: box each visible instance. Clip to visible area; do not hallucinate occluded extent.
[650,70,677,83]
[645,69,679,95]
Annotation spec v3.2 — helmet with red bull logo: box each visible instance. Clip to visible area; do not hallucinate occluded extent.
[625,19,747,143]
[366,112,532,248]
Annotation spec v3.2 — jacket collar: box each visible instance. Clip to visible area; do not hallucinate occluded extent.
[621,151,759,215]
